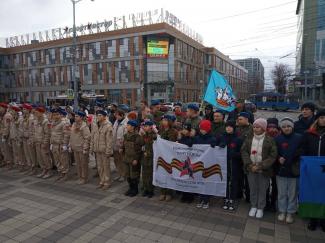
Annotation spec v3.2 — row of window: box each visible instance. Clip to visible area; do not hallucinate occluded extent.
[0,60,142,88]
[0,37,141,69]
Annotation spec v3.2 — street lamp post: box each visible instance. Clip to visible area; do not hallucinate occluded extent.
[71,0,94,110]
[303,70,309,101]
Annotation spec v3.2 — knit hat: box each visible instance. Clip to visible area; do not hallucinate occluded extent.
[205,104,213,110]
[96,110,107,116]
[127,120,138,127]
[267,118,279,128]
[76,111,86,117]
[199,120,212,133]
[301,102,316,112]
[225,120,236,130]
[22,103,32,111]
[237,112,250,119]
[183,122,192,131]
[280,117,294,128]
[253,118,267,131]
[187,103,199,111]
[127,111,138,120]
[315,109,325,120]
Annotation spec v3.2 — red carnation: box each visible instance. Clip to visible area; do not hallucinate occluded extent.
[251,150,257,155]
[230,143,236,149]
[282,143,289,149]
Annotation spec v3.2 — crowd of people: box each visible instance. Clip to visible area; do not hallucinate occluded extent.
[0,99,324,231]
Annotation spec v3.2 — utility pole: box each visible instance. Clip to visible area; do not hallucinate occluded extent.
[304,70,309,101]
[71,0,94,110]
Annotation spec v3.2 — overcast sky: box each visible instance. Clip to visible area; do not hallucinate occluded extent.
[0,0,298,89]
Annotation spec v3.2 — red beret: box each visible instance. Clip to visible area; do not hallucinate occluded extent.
[22,103,33,110]
[36,107,46,113]
[11,106,21,112]
[0,103,8,109]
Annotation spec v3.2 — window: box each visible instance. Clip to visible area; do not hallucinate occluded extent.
[316,40,321,61]
[321,39,325,61]
[107,39,116,58]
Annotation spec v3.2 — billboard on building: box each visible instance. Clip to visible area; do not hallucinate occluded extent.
[147,39,169,58]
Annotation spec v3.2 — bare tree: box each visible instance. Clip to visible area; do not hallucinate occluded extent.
[271,63,292,94]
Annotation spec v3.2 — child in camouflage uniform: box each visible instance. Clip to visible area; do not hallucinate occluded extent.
[121,120,142,197]
[158,114,178,201]
[139,120,157,198]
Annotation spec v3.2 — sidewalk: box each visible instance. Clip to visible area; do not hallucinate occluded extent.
[0,168,324,243]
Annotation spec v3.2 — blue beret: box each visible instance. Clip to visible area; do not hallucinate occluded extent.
[174,102,182,107]
[151,100,160,106]
[50,108,60,113]
[188,104,199,111]
[76,111,86,117]
[238,112,250,119]
[127,120,138,127]
[95,100,104,107]
[144,120,154,126]
[59,110,67,116]
[96,110,107,116]
[32,104,38,109]
[162,114,176,122]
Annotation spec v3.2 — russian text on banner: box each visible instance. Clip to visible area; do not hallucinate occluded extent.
[299,156,325,219]
[153,137,227,197]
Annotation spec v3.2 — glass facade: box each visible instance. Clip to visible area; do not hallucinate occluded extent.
[317,0,325,31]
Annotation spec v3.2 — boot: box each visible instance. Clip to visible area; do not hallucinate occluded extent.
[129,179,139,197]
[307,219,318,231]
[124,178,132,196]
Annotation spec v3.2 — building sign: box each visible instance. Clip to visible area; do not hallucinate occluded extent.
[147,39,169,58]
[5,8,203,48]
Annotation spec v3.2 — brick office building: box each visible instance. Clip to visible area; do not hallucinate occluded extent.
[0,21,248,106]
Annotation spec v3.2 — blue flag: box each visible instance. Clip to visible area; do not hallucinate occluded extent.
[203,70,236,112]
[299,156,325,219]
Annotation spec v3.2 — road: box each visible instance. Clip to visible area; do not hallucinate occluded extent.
[254,109,300,122]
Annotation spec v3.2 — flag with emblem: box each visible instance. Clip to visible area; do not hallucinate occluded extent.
[299,156,325,219]
[203,70,236,112]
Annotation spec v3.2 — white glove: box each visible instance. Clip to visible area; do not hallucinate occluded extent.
[1,138,6,143]
[50,144,53,151]
[68,147,72,153]
[62,145,68,151]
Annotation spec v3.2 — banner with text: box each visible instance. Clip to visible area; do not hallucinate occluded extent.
[153,137,227,197]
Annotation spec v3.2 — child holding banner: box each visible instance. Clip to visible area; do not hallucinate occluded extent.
[193,120,217,209]
[300,109,325,231]
[177,122,195,203]
[158,114,178,202]
[241,118,277,219]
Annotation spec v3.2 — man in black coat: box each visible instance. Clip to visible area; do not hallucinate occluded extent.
[294,102,316,134]
[227,99,254,124]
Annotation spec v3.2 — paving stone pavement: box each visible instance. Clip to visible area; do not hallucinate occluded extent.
[0,165,324,243]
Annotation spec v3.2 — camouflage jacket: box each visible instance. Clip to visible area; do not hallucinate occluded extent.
[122,131,142,163]
[159,128,178,142]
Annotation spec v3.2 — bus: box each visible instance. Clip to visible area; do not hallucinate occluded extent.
[46,94,107,110]
[250,92,299,111]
